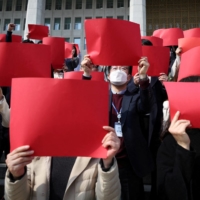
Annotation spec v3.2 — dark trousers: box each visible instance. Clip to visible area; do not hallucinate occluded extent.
[119,166,144,200]
[0,125,10,160]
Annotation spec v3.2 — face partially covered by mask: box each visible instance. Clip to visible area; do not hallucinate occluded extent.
[109,70,128,86]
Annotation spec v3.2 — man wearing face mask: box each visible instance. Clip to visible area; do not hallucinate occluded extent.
[81,56,154,200]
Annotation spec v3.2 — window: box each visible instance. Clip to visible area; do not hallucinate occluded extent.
[117,16,124,20]
[85,17,92,19]
[0,0,3,11]
[76,0,82,9]
[96,16,102,18]
[14,19,20,31]
[65,38,70,42]
[23,18,26,30]
[6,0,12,11]
[65,0,72,9]
[128,0,129,7]
[55,0,62,10]
[96,0,103,9]
[117,0,124,8]
[45,0,51,10]
[45,18,51,30]
[107,0,113,8]
[25,0,28,11]
[106,16,113,18]
[64,18,71,29]
[54,18,61,30]
[15,0,22,11]
[84,38,86,50]
[74,37,81,49]
[4,19,11,31]
[74,17,81,30]
[86,0,92,9]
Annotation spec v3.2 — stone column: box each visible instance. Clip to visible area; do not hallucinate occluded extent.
[129,0,146,36]
[24,0,45,39]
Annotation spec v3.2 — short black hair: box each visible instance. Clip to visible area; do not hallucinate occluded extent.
[22,39,34,44]
[107,66,132,75]
[141,39,153,46]
[179,76,200,82]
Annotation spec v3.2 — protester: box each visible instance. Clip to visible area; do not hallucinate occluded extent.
[157,76,200,200]
[3,62,121,199]
[81,55,154,200]
[64,45,79,72]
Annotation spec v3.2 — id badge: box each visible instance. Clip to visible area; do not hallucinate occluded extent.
[114,122,123,137]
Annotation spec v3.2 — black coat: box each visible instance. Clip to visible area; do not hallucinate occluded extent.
[65,57,79,71]
[157,130,200,200]
[110,83,154,178]
[149,77,168,152]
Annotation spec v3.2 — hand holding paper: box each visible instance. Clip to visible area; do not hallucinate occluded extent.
[6,145,34,180]
[168,111,191,150]
[138,57,150,79]
[158,73,168,85]
[81,55,93,77]
[102,126,120,168]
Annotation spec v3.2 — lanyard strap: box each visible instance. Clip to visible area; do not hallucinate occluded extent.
[112,102,122,123]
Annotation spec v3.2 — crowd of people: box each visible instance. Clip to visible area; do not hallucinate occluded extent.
[0,22,200,200]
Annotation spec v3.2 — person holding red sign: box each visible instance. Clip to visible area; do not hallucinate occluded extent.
[81,55,154,200]
[64,45,79,72]
[157,76,200,200]
[131,39,168,200]
[3,72,121,200]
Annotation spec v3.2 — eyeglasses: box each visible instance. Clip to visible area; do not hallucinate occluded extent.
[111,66,128,72]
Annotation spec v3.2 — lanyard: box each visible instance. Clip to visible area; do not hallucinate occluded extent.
[112,102,122,123]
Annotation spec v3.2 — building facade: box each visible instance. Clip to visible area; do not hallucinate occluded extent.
[0,0,199,54]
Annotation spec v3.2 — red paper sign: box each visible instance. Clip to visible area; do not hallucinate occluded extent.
[10,78,108,157]
[0,43,51,86]
[152,29,165,37]
[64,71,104,81]
[160,28,184,46]
[178,37,200,53]
[142,36,163,46]
[0,34,6,42]
[132,46,170,76]
[65,42,73,58]
[0,34,22,43]
[43,37,65,69]
[28,24,49,40]
[178,46,200,81]
[85,18,142,66]
[184,28,200,38]
[164,82,200,128]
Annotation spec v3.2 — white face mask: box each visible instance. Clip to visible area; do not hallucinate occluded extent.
[109,70,128,86]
